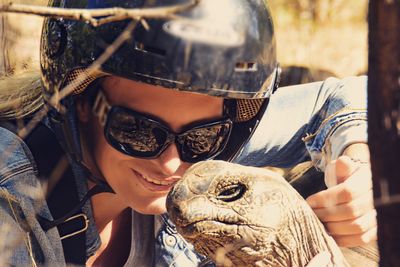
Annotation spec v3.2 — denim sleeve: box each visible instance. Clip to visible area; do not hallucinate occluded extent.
[302,76,367,170]
[0,127,65,266]
[234,76,368,170]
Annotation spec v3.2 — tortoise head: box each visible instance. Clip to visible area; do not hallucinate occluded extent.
[166,160,296,263]
[167,160,348,267]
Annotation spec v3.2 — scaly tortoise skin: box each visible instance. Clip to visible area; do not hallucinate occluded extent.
[166,161,350,267]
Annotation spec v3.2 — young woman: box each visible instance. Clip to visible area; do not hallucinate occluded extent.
[0,0,374,266]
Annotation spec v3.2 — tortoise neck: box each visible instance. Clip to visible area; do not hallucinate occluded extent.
[285,204,349,267]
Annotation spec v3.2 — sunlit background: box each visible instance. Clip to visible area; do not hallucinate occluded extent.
[0,0,368,78]
[269,0,368,78]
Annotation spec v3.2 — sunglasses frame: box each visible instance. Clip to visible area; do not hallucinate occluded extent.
[92,90,233,162]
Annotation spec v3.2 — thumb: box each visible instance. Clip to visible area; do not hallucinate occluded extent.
[335,155,359,183]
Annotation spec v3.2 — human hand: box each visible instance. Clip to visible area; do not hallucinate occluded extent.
[306,154,377,247]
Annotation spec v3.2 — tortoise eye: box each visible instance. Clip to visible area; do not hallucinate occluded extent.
[217,183,247,202]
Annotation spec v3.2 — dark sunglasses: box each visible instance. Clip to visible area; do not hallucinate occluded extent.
[92,90,233,163]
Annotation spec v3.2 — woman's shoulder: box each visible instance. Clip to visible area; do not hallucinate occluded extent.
[0,125,36,184]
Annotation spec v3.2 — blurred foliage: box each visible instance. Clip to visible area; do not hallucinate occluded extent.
[269,0,367,25]
[0,0,47,74]
[268,0,368,78]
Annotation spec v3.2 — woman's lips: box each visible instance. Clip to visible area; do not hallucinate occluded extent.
[132,169,178,191]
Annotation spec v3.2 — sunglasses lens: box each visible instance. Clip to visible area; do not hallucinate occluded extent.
[177,122,232,162]
[106,109,167,157]
[104,107,232,162]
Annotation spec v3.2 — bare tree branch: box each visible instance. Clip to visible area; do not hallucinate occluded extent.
[0,20,139,171]
[48,21,139,108]
[23,19,138,136]
[0,0,198,26]
[0,0,201,165]
[0,1,201,259]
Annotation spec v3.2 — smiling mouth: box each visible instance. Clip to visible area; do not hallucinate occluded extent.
[132,169,177,186]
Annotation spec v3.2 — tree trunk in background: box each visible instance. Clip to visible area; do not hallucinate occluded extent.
[0,0,44,75]
[368,1,400,266]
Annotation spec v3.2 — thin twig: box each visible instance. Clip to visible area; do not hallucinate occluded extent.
[0,2,199,262]
[0,0,199,170]
[0,1,198,26]
[48,20,139,107]
[19,20,138,137]
[0,20,138,172]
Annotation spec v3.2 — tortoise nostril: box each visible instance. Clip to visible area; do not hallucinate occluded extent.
[217,183,247,202]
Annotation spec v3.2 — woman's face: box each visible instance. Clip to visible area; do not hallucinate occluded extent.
[82,76,224,215]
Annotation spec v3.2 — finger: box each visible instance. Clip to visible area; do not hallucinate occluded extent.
[324,209,377,235]
[324,156,370,188]
[333,226,377,247]
[335,156,360,183]
[313,190,374,222]
[307,166,372,208]
[305,251,331,267]
[324,160,337,188]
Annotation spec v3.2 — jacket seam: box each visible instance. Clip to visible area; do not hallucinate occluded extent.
[302,108,367,143]
[0,188,38,267]
[0,165,35,185]
[305,117,368,155]
[306,117,368,170]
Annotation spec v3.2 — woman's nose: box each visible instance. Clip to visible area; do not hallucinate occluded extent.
[155,143,184,176]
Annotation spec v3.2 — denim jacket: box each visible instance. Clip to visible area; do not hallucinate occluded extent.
[235,76,367,170]
[0,76,367,266]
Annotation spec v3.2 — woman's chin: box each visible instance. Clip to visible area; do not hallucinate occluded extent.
[130,196,168,215]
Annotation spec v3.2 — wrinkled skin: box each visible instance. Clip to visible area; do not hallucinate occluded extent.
[166,161,350,267]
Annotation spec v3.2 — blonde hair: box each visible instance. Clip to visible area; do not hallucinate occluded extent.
[0,69,44,120]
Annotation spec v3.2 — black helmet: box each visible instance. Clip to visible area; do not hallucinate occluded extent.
[40,0,280,162]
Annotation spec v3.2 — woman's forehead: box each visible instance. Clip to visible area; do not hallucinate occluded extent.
[100,76,224,131]
[100,76,223,104]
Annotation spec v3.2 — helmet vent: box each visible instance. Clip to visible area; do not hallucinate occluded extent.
[235,62,258,72]
[235,99,264,122]
[135,42,167,57]
[64,68,107,95]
